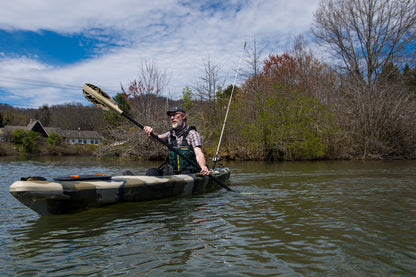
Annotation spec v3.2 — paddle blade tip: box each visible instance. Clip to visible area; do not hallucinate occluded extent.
[82,83,111,111]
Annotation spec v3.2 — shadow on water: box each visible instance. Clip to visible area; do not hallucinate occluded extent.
[7,192,225,276]
[13,195,210,241]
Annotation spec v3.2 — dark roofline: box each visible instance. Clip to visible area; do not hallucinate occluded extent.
[1,120,103,140]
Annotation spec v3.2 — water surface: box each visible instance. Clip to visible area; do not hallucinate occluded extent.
[1,157,415,276]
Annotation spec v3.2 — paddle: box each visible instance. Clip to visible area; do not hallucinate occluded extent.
[82,83,237,193]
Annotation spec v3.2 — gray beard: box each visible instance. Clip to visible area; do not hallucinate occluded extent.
[172,118,183,129]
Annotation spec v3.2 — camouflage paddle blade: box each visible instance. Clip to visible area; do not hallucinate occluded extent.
[83,83,111,111]
[83,83,123,114]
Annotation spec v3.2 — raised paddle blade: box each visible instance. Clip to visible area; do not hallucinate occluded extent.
[83,83,123,114]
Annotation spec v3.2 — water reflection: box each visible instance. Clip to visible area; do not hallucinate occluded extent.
[1,157,416,276]
[8,193,225,276]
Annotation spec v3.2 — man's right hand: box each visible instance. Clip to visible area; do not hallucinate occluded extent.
[143,126,153,137]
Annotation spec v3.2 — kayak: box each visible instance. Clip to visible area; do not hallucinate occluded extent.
[9,167,231,215]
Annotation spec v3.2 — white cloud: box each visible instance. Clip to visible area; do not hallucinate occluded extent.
[0,56,51,72]
[0,0,321,107]
[0,0,178,33]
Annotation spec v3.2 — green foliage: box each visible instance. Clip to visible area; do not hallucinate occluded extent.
[220,84,240,100]
[11,129,26,145]
[104,93,132,126]
[11,129,40,153]
[22,131,40,153]
[46,132,63,146]
[181,86,193,111]
[115,93,132,115]
[235,87,336,160]
[214,85,223,102]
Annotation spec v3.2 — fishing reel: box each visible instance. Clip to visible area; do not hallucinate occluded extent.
[212,156,224,169]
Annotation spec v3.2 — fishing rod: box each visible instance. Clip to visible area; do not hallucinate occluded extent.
[212,42,246,169]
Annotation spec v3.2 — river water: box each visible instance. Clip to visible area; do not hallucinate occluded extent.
[0,156,415,276]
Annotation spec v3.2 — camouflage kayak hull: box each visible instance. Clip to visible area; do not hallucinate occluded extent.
[9,167,231,215]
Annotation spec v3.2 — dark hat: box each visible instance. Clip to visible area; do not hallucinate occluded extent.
[166,106,186,116]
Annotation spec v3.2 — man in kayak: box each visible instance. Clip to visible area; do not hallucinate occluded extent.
[143,106,210,176]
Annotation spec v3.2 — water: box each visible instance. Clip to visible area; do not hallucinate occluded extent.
[1,156,415,276]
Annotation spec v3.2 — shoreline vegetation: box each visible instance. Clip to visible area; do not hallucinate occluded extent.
[0,142,99,158]
[0,140,414,161]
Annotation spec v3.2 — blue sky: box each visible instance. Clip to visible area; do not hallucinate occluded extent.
[0,0,320,108]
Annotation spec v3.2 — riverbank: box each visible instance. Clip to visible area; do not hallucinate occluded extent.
[0,142,98,157]
[2,141,414,161]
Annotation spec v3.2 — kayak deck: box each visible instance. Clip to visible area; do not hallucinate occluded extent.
[9,167,231,215]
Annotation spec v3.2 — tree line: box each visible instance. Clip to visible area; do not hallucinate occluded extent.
[1,0,415,160]
[0,103,107,132]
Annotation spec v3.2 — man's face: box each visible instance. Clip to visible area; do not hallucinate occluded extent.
[170,112,185,129]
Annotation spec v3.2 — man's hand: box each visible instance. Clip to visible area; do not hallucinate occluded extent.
[194,147,209,176]
[200,165,209,176]
[143,126,153,137]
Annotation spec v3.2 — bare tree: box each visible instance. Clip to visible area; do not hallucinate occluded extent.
[313,0,416,94]
[122,59,169,118]
[313,0,416,158]
[242,38,265,80]
[109,59,171,159]
[289,35,339,103]
[193,55,226,140]
[194,55,224,104]
[241,39,266,103]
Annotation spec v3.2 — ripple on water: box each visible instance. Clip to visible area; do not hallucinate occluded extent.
[1,158,416,276]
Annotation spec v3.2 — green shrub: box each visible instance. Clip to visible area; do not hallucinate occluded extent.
[11,129,26,145]
[22,131,40,153]
[46,132,63,146]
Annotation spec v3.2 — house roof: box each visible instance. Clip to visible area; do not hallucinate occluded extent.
[1,119,103,140]
[2,119,48,136]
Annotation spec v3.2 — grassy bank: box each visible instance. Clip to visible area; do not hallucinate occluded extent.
[0,142,98,157]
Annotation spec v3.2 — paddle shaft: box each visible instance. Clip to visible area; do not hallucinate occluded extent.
[121,113,236,192]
